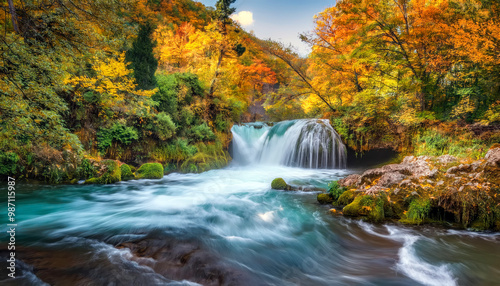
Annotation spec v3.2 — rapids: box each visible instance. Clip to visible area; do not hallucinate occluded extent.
[1,119,499,285]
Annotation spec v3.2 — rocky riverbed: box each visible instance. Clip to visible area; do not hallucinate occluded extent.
[317,145,500,231]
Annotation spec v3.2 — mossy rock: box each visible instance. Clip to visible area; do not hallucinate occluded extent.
[317,193,333,204]
[343,195,385,222]
[271,178,288,190]
[84,160,121,184]
[85,177,100,184]
[99,160,121,184]
[136,163,164,179]
[336,190,356,205]
[120,164,135,181]
[70,178,78,184]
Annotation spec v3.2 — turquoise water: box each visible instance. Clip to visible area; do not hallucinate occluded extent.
[1,165,499,285]
[1,120,499,285]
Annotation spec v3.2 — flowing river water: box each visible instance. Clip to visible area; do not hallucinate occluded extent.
[1,120,499,286]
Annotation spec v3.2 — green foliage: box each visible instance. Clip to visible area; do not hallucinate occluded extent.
[188,123,216,142]
[271,178,288,190]
[0,151,21,176]
[97,123,139,153]
[404,198,431,225]
[154,112,176,140]
[120,164,135,180]
[414,129,491,159]
[99,160,122,184]
[179,142,230,173]
[76,159,97,179]
[328,181,347,201]
[337,190,356,205]
[126,23,158,90]
[151,138,198,163]
[136,163,164,179]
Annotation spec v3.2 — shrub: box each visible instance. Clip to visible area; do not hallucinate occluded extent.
[76,158,97,179]
[0,151,21,175]
[187,123,216,142]
[97,123,139,153]
[154,112,176,140]
[328,181,347,201]
[136,163,164,179]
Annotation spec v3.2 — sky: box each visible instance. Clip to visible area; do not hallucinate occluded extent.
[197,0,335,55]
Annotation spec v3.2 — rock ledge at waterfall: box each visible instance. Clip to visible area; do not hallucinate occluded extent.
[322,145,500,231]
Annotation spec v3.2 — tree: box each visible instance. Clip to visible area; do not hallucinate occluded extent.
[208,0,236,98]
[126,23,159,90]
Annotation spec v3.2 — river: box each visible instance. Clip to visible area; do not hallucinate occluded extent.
[1,120,499,285]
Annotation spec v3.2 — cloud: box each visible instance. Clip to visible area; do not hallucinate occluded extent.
[230,11,254,26]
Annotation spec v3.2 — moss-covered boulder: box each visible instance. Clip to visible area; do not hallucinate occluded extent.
[100,160,122,184]
[271,178,288,190]
[136,163,164,179]
[343,195,385,222]
[317,193,333,204]
[84,160,121,184]
[120,164,135,181]
[337,190,356,205]
[84,177,100,184]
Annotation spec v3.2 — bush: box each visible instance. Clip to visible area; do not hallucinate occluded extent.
[328,181,347,201]
[136,163,164,179]
[0,151,21,175]
[154,112,176,140]
[97,123,139,153]
[187,123,216,142]
[76,158,97,179]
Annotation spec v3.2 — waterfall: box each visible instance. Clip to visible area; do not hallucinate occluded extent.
[231,119,347,169]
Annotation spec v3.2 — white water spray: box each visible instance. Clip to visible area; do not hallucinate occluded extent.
[231,119,346,169]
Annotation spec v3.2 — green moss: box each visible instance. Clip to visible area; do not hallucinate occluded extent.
[336,190,356,205]
[85,177,100,184]
[70,178,78,184]
[368,197,385,223]
[83,160,121,184]
[271,178,288,190]
[342,195,385,222]
[76,158,97,180]
[317,193,333,204]
[136,163,164,179]
[99,160,122,184]
[120,164,135,180]
[401,198,431,225]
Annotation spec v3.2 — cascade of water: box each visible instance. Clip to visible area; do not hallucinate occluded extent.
[231,119,346,169]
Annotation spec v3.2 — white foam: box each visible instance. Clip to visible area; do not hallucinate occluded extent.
[394,232,457,286]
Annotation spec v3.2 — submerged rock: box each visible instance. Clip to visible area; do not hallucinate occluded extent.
[271,178,289,190]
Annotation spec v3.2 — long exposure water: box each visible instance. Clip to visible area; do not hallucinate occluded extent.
[1,120,499,285]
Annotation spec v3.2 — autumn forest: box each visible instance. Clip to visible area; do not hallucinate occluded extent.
[0,0,499,181]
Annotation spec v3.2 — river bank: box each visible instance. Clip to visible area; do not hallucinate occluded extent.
[316,145,500,231]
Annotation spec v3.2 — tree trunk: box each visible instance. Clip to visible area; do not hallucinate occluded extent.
[7,0,20,34]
